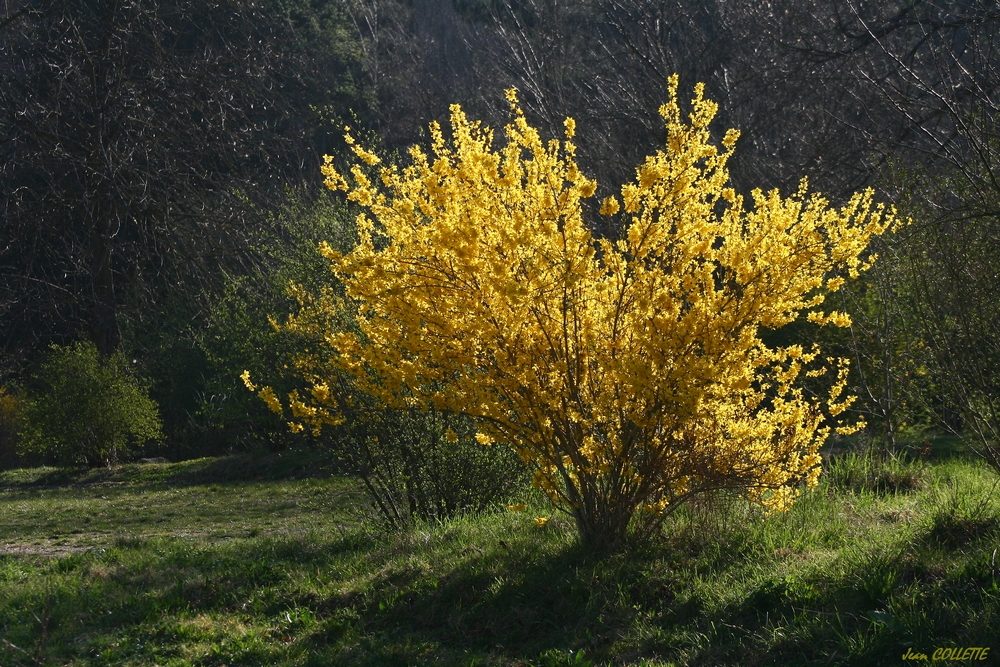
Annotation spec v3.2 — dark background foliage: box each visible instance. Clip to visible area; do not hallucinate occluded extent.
[1,0,998,474]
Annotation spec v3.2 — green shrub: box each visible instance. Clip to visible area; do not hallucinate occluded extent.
[333,407,530,525]
[19,341,163,466]
[195,189,359,453]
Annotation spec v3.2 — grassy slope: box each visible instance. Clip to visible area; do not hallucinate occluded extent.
[1,441,998,666]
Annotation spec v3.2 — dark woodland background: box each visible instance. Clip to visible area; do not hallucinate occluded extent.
[2,0,999,472]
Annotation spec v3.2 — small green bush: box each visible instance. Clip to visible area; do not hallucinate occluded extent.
[19,341,163,466]
[334,407,529,525]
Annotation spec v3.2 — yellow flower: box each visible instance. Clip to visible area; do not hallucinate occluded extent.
[240,370,256,392]
[563,117,576,139]
[534,517,548,527]
[256,79,896,547]
[506,503,527,512]
[599,196,620,216]
[258,386,283,416]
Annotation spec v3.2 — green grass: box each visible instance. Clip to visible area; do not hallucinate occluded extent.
[1,439,999,666]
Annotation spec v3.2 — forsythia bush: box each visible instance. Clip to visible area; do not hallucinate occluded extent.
[251,78,897,548]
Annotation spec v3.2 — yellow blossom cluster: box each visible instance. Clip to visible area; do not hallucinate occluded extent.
[255,77,897,547]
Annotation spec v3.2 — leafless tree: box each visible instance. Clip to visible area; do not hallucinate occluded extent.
[0,0,359,361]
[786,0,1000,464]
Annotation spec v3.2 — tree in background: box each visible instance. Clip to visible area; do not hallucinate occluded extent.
[0,0,370,363]
[886,7,1000,473]
[0,386,27,469]
[439,0,902,212]
[832,230,928,455]
[0,0,376,457]
[251,80,896,549]
[18,341,162,467]
[191,192,361,456]
[801,1,1000,467]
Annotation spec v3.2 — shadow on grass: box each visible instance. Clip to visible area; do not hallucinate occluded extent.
[4,461,1000,667]
[296,538,682,667]
[337,507,1000,666]
[309,514,774,666]
[0,449,345,491]
[5,521,1000,667]
[680,518,1000,666]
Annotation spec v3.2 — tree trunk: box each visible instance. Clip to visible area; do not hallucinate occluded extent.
[88,172,122,356]
[573,500,633,553]
[89,221,121,356]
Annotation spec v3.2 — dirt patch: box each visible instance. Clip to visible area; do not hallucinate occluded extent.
[0,540,89,557]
